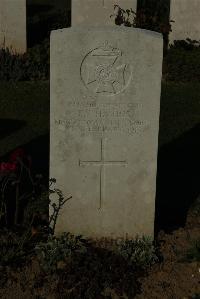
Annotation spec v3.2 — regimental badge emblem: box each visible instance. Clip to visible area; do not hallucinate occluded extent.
[80,41,132,96]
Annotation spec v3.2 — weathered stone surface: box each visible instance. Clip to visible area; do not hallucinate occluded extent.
[50,26,163,239]
[0,0,26,53]
[170,0,200,43]
[72,0,137,26]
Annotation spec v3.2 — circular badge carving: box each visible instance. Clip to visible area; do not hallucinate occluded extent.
[80,41,132,96]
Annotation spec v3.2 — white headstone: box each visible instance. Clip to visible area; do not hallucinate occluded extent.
[170,0,200,43]
[50,26,163,240]
[0,0,26,53]
[72,0,137,26]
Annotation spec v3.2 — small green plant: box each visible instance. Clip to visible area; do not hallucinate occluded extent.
[117,235,158,269]
[35,232,87,273]
[48,178,72,235]
[185,238,200,262]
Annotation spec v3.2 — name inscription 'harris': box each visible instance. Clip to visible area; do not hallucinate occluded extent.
[55,101,147,136]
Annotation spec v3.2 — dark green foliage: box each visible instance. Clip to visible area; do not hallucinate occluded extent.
[191,295,200,299]
[35,233,87,273]
[0,49,26,81]
[116,236,158,269]
[0,39,49,81]
[35,234,158,275]
[185,238,200,262]
[0,5,70,81]
[24,39,50,80]
[164,39,200,82]
[0,229,26,265]
[48,178,72,235]
[0,177,71,266]
[0,5,69,81]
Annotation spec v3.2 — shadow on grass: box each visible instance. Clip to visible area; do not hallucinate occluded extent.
[155,123,200,234]
[0,119,27,140]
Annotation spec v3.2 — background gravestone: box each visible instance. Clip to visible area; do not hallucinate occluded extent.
[0,0,26,53]
[50,26,163,239]
[27,0,71,47]
[72,0,137,26]
[170,0,200,43]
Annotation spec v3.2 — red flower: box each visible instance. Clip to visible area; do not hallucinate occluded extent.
[9,148,25,162]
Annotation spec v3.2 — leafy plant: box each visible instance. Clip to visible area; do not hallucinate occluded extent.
[114,0,171,51]
[117,235,158,269]
[0,179,71,266]
[0,150,72,266]
[0,229,25,265]
[185,238,200,262]
[35,232,87,273]
[48,178,72,235]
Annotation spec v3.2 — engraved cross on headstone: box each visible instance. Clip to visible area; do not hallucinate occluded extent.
[79,138,127,209]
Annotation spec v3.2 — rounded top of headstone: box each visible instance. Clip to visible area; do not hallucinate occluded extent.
[50,26,163,40]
